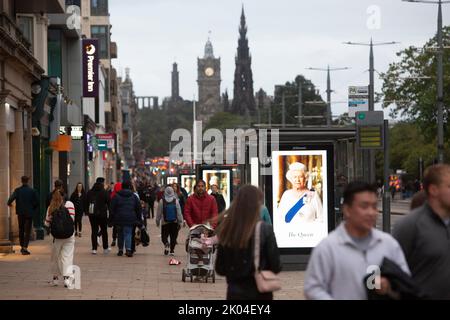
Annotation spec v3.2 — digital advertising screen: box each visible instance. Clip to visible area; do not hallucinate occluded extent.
[202,169,231,209]
[272,149,330,249]
[180,174,196,197]
[166,176,178,185]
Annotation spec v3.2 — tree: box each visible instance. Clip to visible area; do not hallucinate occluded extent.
[271,75,326,126]
[380,26,450,141]
[204,112,250,131]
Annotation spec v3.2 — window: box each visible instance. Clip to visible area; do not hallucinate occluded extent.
[66,0,81,8]
[47,29,62,78]
[104,68,110,102]
[17,15,34,52]
[91,0,108,16]
[91,25,109,59]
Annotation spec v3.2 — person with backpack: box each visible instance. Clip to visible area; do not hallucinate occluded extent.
[109,182,122,247]
[44,191,76,288]
[110,180,142,257]
[156,186,183,256]
[69,182,87,238]
[7,176,39,255]
[86,177,111,255]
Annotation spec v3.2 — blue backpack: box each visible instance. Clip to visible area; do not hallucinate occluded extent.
[163,199,177,223]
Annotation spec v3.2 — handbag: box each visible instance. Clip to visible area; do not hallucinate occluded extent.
[253,221,281,293]
[140,227,150,247]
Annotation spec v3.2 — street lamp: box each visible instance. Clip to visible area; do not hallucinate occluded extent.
[306,66,349,126]
[344,39,399,183]
[402,0,450,163]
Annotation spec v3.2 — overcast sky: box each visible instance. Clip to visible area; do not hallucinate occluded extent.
[109,0,450,118]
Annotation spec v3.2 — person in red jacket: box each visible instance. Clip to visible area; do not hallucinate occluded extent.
[184,180,218,228]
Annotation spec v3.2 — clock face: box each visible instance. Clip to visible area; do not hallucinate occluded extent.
[205,67,214,77]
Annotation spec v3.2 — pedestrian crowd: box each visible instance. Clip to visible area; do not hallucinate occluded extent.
[6,164,450,299]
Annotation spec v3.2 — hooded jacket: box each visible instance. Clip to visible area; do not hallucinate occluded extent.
[184,192,218,228]
[110,189,141,226]
[86,182,110,217]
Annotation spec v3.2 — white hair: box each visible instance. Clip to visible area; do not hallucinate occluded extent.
[286,162,308,184]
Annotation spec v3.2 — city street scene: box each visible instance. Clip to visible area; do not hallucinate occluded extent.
[0,0,450,304]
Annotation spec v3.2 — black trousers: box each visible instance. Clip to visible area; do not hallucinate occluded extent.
[74,212,83,232]
[112,225,118,241]
[161,223,179,252]
[88,215,108,250]
[18,215,32,249]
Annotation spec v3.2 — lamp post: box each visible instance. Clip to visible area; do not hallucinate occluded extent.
[306,66,349,126]
[344,39,399,183]
[403,0,450,163]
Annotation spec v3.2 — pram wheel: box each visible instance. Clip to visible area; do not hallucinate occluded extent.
[205,276,208,283]
[190,275,193,282]
[182,269,186,282]
[212,271,216,283]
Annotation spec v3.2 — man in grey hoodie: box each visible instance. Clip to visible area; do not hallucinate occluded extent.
[304,181,410,300]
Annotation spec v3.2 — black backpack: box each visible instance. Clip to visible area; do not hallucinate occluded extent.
[50,205,74,239]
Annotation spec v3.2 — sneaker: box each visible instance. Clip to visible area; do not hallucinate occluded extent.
[111,240,116,247]
[164,244,169,256]
[91,250,97,255]
[75,231,78,237]
[50,276,59,286]
[125,250,133,257]
[63,276,74,289]
[169,251,174,256]
[117,250,123,256]
[78,232,82,238]
[21,248,30,255]
[103,248,111,254]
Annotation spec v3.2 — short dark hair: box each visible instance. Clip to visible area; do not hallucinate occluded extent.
[54,179,63,189]
[343,181,378,206]
[195,179,206,188]
[122,180,132,190]
[96,177,105,183]
[21,176,29,184]
[423,164,450,195]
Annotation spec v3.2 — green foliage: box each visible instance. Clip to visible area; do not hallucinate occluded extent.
[204,112,250,130]
[271,75,326,126]
[380,26,450,141]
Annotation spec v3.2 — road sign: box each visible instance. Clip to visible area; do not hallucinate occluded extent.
[97,140,108,151]
[349,86,369,117]
[356,111,384,149]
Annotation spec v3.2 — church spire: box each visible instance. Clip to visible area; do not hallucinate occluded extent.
[231,5,256,116]
[204,31,214,58]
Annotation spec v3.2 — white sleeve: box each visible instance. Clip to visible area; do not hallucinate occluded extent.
[304,243,334,300]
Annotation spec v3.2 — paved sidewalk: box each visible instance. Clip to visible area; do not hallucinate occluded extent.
[0,216,305,300]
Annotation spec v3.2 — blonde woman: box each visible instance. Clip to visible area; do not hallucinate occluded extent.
[44,191,76,288]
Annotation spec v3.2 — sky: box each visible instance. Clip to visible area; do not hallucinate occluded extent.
[109,0,450,118]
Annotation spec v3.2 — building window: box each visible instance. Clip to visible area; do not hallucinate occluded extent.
[91,0,108,16]
[91,25,109,59]
[66,0,81,8]
[104,68,110,102]
[48,29,62,78]
[17,15,34,52]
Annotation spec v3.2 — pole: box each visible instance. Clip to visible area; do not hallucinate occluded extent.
[268,102,272,126]
[382,119,391,233]
[298,82,303,127]
[282,90,286,128]
[437,0,444,163]
[368,39,376,184]
[326,65,331,126]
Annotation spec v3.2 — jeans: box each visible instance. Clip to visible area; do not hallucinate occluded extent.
[117,225,133,252]
[18,215,32,249]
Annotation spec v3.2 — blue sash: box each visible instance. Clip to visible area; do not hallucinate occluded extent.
[285,194,306,223]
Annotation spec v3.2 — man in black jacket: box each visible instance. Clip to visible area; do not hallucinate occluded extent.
[7,176,39,255]
[211,184,226,214]
[393,164,450,300]
[86,177,111,254]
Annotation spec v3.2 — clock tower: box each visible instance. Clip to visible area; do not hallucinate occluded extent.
[197,37,221,122]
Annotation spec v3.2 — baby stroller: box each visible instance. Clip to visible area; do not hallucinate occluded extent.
[182,224,216,283]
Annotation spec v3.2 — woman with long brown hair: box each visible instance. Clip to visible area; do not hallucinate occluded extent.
[70,182,87,237]
[44,190,76,288]
[215,185,281,300]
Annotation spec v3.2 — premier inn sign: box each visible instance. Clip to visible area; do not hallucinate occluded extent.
[82,39,99,97]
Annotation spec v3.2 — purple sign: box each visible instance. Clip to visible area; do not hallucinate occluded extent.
[82,39,99,97]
